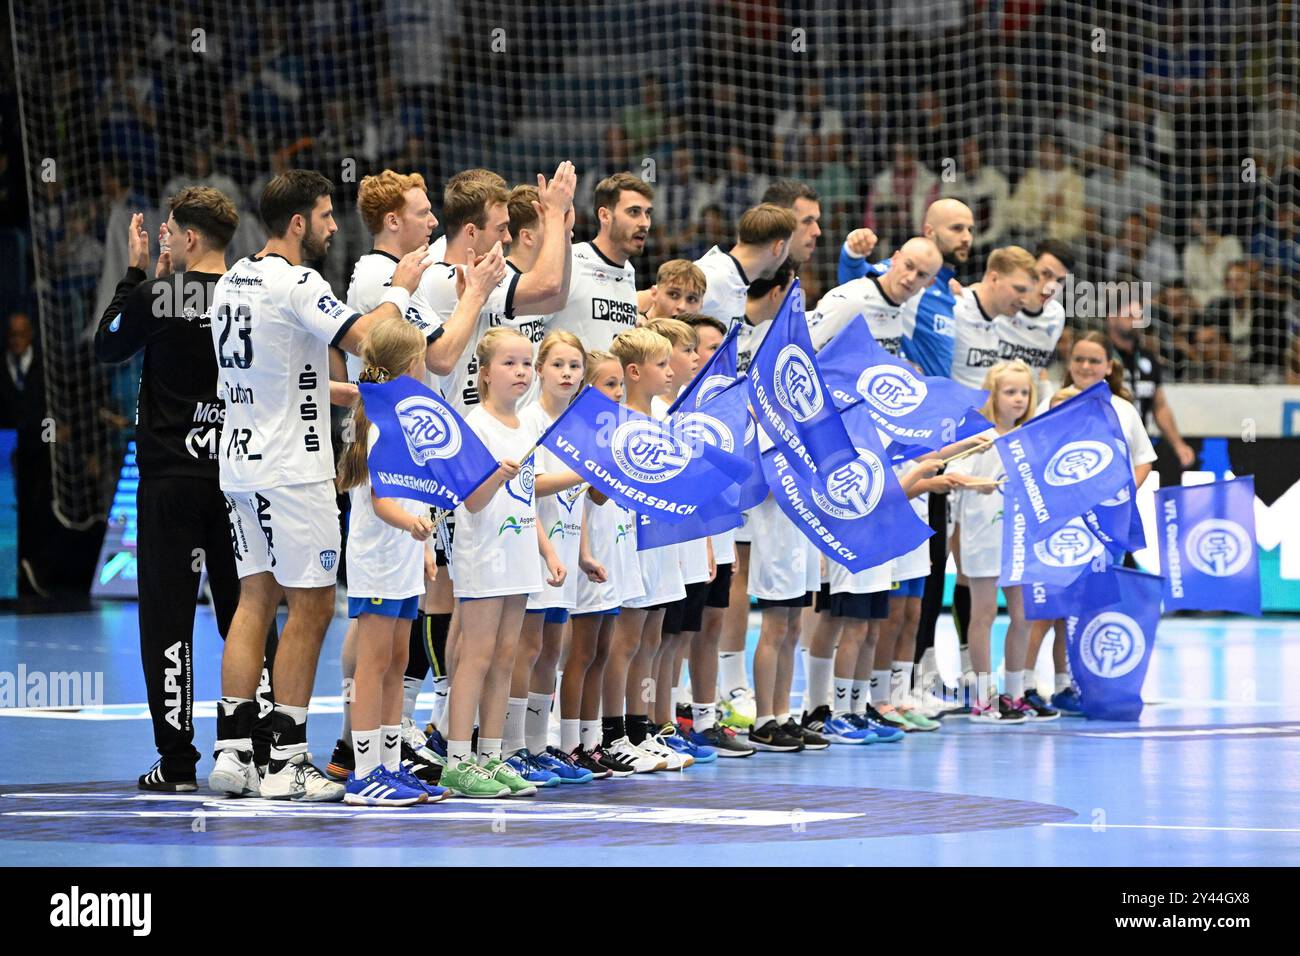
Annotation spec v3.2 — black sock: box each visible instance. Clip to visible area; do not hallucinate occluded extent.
[426,612,451,678]
[626,713,650,745]
[405,613,431,681]
[601,715,625,748]
[216,698,256,749]
[953,583,971,647]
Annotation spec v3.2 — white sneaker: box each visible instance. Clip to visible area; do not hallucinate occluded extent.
[261,752,345,802]
[638,733,688,771]
[208,749,260,796]
[607,736,664,773]
[905,690,948,719]
[400,717,427,750]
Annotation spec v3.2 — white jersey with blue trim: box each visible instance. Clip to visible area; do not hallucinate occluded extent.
[695,245,750,329]
[808,273,908,354]
[343,250,440,383]
[950,289,1005,388]
[1002,298,1066,374]
[209,253,361,493]
[545,240,639,352]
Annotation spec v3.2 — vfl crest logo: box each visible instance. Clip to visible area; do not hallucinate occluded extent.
[505,460,534,507]
[695,375,735,407]
[320,549,338,571]
[812,449,886,519]
[395,396,462,465]
[611,420,691,483]
[677,412,735,453]
[1034,518,1102,567]
[1185,519,1252,577]
[1078,612,1146,679]
[1100,484,1131,507]
[772,345,823,422]
[557,484,584,514]
[856,365,927,417]
[1044,440,1114,486]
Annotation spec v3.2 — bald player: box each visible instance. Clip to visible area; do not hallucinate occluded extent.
[809,236,944,353]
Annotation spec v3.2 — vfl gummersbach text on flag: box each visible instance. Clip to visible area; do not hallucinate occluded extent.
[1155,476,1261,615]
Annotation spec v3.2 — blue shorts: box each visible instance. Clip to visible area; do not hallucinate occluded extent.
[525,607,571,624]
[572,606,620,617]
[893,577,926,599]
[348,595,420,620]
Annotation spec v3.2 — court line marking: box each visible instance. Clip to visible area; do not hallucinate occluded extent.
[1044,822,1300,834]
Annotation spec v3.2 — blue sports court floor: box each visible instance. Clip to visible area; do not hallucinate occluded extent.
[2,604,1298,867]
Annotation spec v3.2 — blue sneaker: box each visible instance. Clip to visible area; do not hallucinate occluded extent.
[537,747,595,784]
[389,764,448,802]
[1051,686,1083,715]
[664,723,717,763]
[822,713,872,744]
[506,750,561,787]
[343,766,426,806]
[422,725,448,760]
[845,711,905,743]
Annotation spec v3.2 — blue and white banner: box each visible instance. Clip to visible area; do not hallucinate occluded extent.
[994,381,1132,543]
[638,378,751,549]
[360,376,499,509]
[1066,566,1163,721]
[818,315,990,450]
[884,412,992,465]
[539,386,751,524]
[1001,505,1107,589]
[760,401,932,573]
[1081,478,1146,557]
[1155,476,1261,615]
[669,322,740,414]
[747,279,857,481]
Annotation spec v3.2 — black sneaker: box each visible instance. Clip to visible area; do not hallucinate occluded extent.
[569,746,613,779]
[785,719,829,750]
[802,704,832,733]
[401,740,442,784]
[1019,690,1061,721]
[747,719,804,752]
[689,723,756,757]
[138,760,198,793]
[325,738,354,780]
[676,702,694,729]
[590,743,636,778]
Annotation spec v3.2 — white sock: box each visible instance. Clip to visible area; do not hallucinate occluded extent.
[525,692,552,754]
[503,698,528,755]
[871,669,890,704]
[447,739,474,766]
[1024,667,1038,692]
[718,651,748,696]
[477,737,503,765]
[891,661,914,702]
[851,680,870,715]
[402,677,422,722]
[1055,673,1072,693]
[798,647,809,696]
[756,713,776,729]
[692,702,716,732]
[677,681,693,707]
[776,711,790,726]
[561,718,581,753]
[352,728,380,777]
[340,677,354,739]
[380,724,401,773]
[806,655,833,712]
[669,683,680,715]
[975,673,995,706]
[1006,669,1025,700]
[430,676,449,729]
[579,720,600,751]
[834,676,854,717]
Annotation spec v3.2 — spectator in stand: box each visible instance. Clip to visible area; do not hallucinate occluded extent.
[1202,260,1290,380]
[865,140,938,254]
[1004,134,1085,246]
[772,80,843,173]
[846,89,893,186]
[1084,130,1163,237]
[1183,210,1244,307]
[1107,300,1197,469]
[1251,202,1300,277]
[940,136,1009,268]
[1148,281,1199,381]
[1105,211,1180,288]
[680,204,730,262]
[0,311,54,597]
[1251,80,1300,182]
[162,144,264,262]
[719,145,769,225]
[916,89,959,173]
[1188,324,1234,382]
[622,73,667,162]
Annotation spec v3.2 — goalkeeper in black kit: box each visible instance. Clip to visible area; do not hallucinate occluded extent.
[94,187,281,792]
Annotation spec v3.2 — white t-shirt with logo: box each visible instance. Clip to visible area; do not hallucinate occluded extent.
[575,492,644,613]
[452,405,545,599]
[947,427,1007,578]
[344,250,440,382]
[519,401,581,609]
[950,290,1004,388]
[546,240,639,352]
[347,424,427,601]
[695,245,750,329]
[210,253,361,493]
[808,274,908,355]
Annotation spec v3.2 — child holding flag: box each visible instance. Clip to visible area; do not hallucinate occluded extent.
[443,328,568,797]
[948,360,1039,723]
[334,317,449,805]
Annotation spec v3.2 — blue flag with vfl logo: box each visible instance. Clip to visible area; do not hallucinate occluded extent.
[1080,478,1146,557]
[1001,502,1110,590]
[1155,476,1260,614]
[747,278,857,481]
[360,376,499,510]
[994,381,1132,544]
[818,315,991,450]
[669,322,740,414]
[1066,566,1163,721]
[638,378,750,549]
[761,401,932,572]
[884,412,992,464]
[539,386,751,524]
[1024,567,1122,621]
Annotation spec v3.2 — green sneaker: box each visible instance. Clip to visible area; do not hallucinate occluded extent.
[872,703,913,731]
[440,760,510,798]
[481,757,539,797]
[898,707,941,732]
[718,690,756,730]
